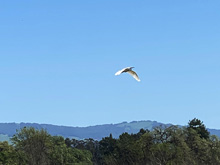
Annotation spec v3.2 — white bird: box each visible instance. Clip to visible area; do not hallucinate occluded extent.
[115,67,140,82]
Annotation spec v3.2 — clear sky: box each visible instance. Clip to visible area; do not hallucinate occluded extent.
[0,1,219,129]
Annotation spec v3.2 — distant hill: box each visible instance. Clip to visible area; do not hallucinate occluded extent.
[0,120,219,141]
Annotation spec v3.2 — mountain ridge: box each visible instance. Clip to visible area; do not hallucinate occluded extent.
[0,120,219,141]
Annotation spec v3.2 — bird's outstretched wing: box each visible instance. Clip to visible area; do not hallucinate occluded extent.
[127,70,140,82]
[115,68,126,75]
[115,70,123,75]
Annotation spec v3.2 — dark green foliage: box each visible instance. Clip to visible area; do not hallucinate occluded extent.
[188,118,210,139]
[87,119,220,165]
[0,141,25,165]
[49,136,93,165]
[1,119,220,165]
[9,127,93,165]
[11,127,51,165]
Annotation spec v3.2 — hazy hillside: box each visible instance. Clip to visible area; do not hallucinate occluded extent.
[0,120,219,141]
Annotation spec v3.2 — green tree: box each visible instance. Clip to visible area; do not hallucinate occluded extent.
[99,134,118,165]
[49,136,68,165]
[150,126,193,165]
[138,130,153,164]
[208,135,220,164]
[83,138,100,164]
[116,132,143,165]
[50,136,93,165]
[188,118,210,139]
[64,138,72,148]
[185,127,211,164]
[0,141,25,165]
[11,127,51,165]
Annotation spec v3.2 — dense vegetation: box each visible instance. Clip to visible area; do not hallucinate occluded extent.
[0,118,220,165]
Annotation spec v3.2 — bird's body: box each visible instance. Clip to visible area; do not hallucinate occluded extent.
[115,67,140,82]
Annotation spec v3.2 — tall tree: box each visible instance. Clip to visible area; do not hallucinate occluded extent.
[188,118,210,139]
[11,127,51,165]
[99,134,117,165]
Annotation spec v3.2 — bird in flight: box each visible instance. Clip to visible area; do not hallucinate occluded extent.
[115,67,140,82]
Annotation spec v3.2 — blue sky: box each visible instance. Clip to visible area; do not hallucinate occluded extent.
[0,1,220,129]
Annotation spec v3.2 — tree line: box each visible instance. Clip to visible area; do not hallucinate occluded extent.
[0,118,220,165]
